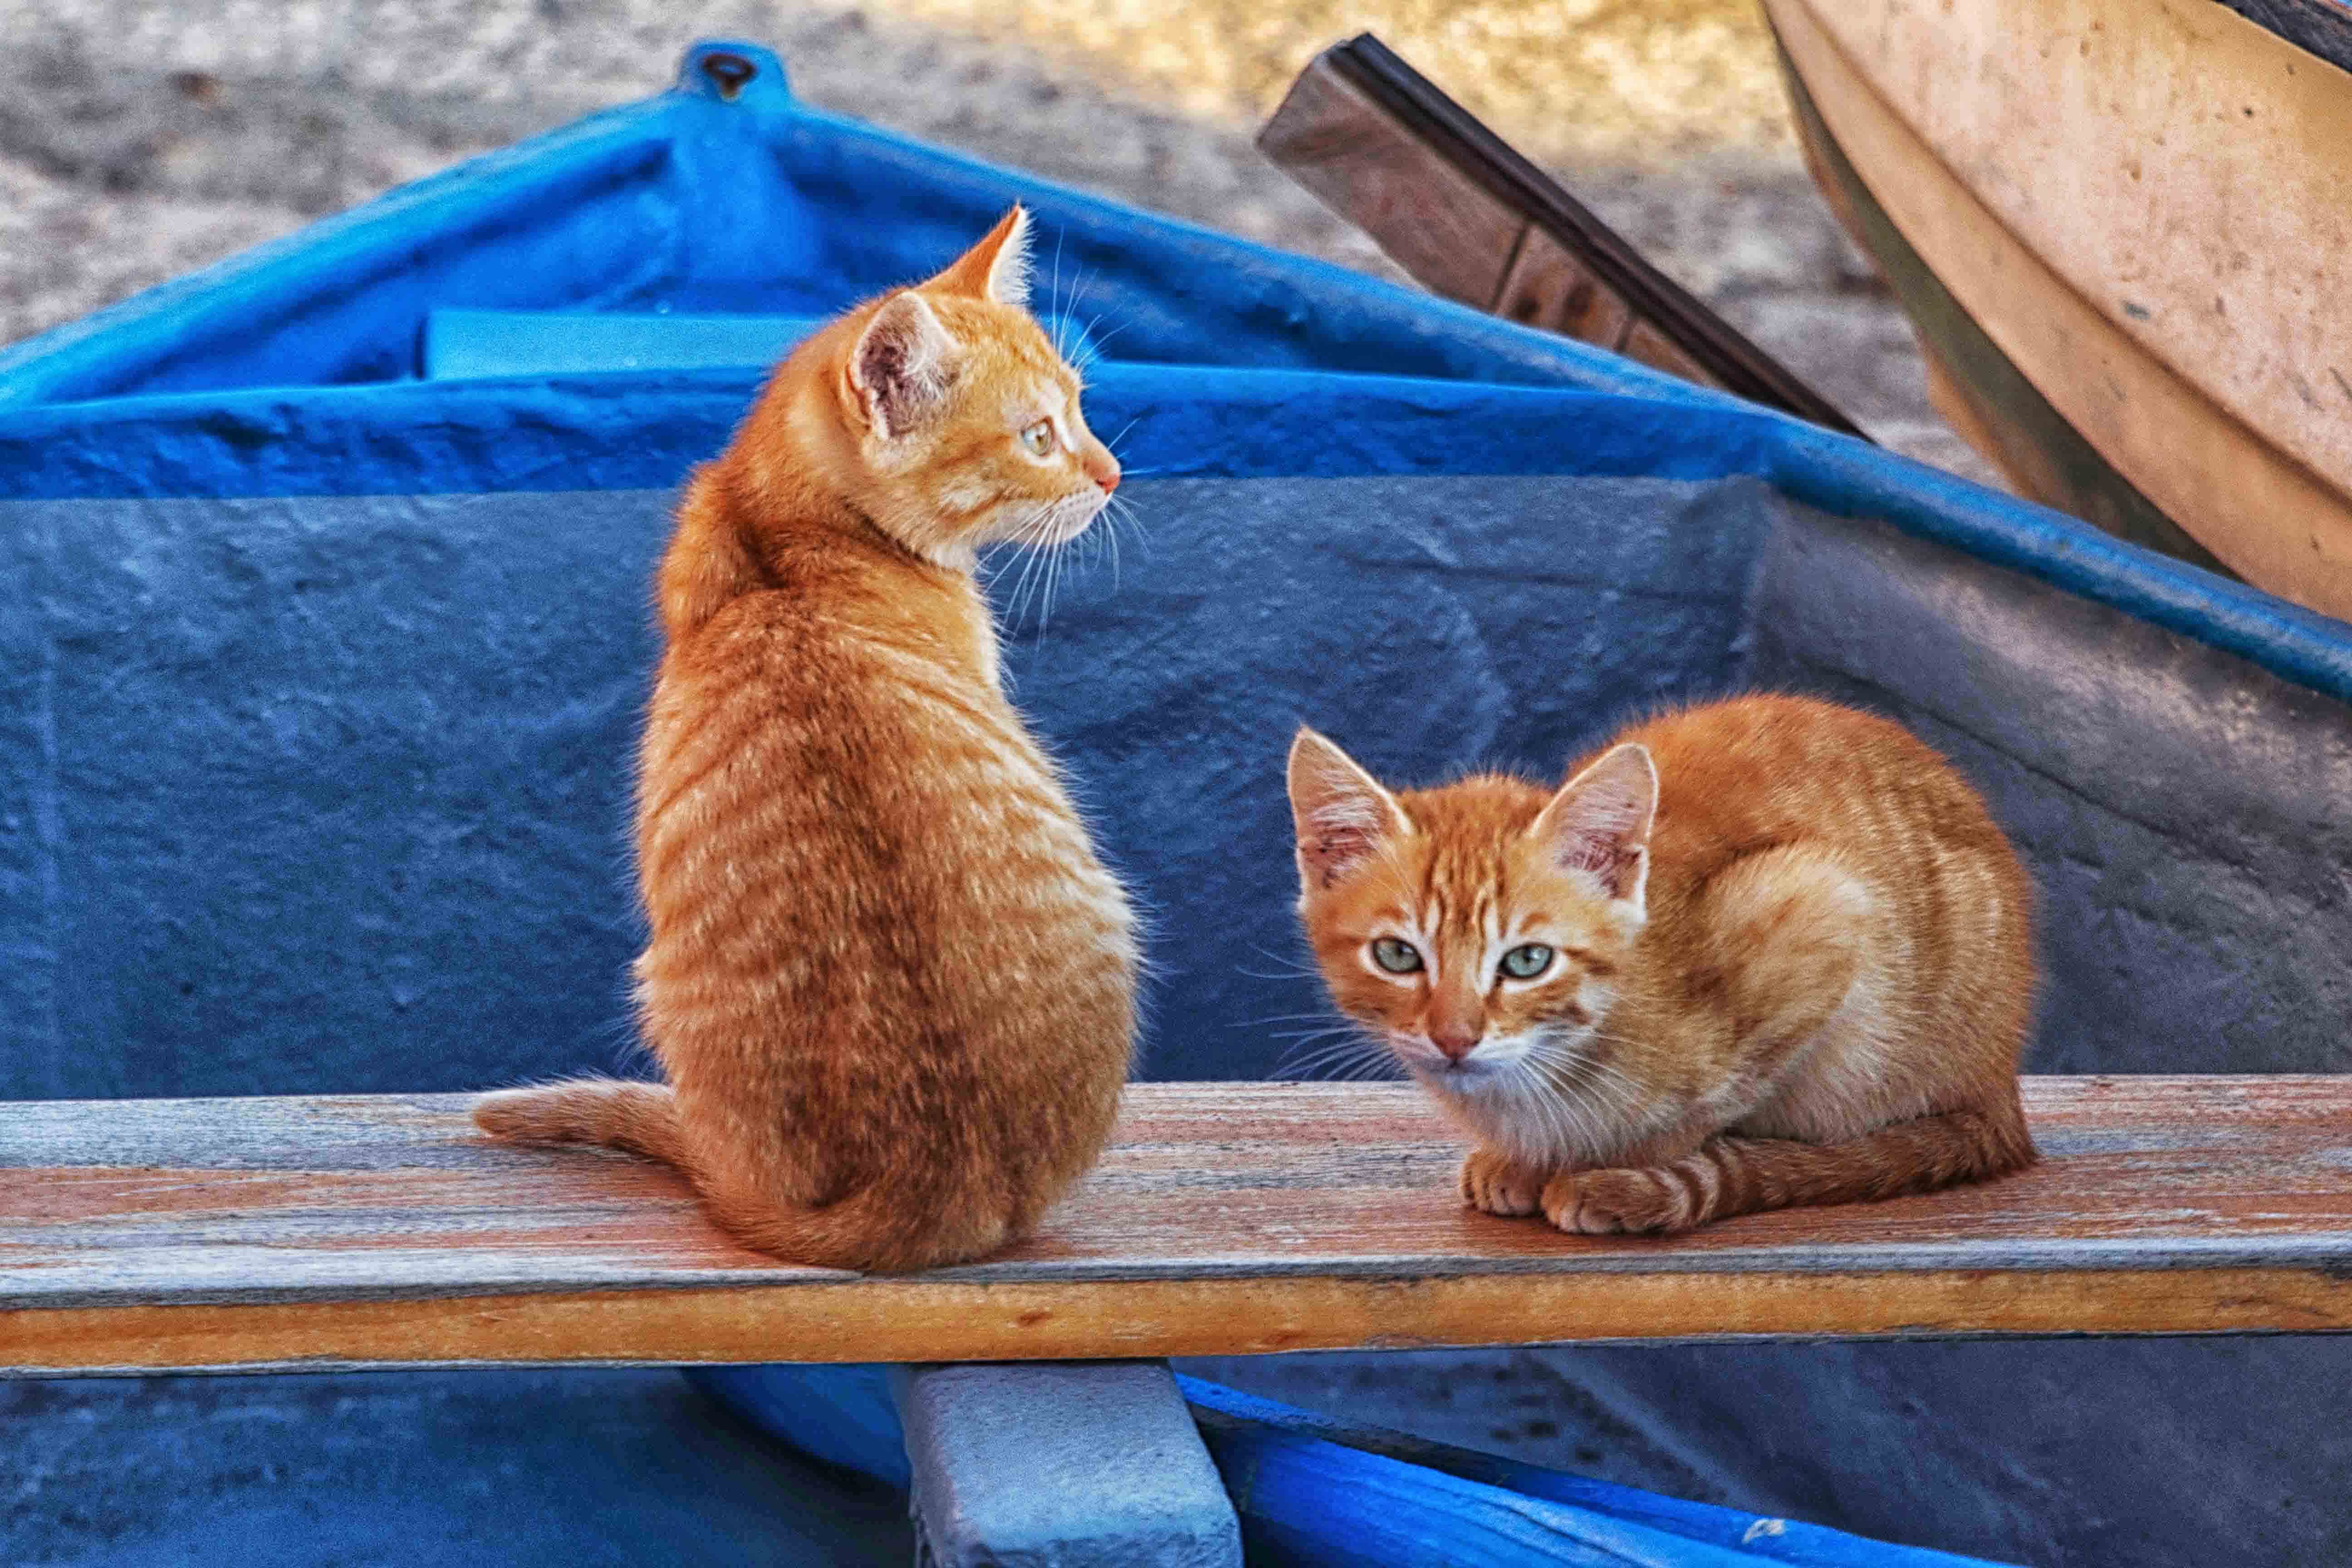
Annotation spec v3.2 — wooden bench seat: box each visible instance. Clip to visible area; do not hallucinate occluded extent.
[5,1077,2350,1376]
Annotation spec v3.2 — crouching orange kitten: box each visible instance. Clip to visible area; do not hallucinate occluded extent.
[1286,694,2036,1235]
[475,206,1139,1271]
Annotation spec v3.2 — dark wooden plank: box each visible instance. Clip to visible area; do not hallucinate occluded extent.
[1259,35,1864,437]
[1253,51,1526,308]
[1492,227,1637,357]
[5,1078,2352,1373]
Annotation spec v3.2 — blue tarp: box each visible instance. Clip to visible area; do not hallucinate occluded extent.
[696,1365,2015,1567]
[5,37,2350,1568]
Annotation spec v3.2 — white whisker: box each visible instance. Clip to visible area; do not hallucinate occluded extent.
[991,503,1058,628]
[1047,228,1068,358]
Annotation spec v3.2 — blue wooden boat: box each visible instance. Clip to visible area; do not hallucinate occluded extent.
[4,39,2349,1568]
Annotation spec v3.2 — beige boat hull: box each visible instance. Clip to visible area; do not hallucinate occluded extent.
[1764,0,2352,622]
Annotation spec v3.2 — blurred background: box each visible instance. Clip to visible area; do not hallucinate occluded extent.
[0,0,1996,484]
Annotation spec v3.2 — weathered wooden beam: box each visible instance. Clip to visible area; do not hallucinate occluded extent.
[1258,34,1865,436]
[5,1078,2351,1375]
[895,1361,1242,1568]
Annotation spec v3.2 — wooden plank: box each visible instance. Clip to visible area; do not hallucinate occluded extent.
[895,1362,1241,1568]
[1492,227,1637,355]
[1254,51,1526,308]
[1258,35,1858,436]
[5,1078,2352,1374]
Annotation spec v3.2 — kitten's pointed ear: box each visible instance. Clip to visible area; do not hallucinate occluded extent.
[928,205,1034,309]
[1531,744,1658,908]
[848,291,958,439]
[1288,729,1409,892]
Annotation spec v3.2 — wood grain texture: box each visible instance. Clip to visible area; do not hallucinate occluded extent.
[1767,0,2352,617]
[1776,47,2236,576]
[1256,54,1523,308]
[1792,0,2352,496]
[6,1078,2352,1373]
[1494,227,1635,353]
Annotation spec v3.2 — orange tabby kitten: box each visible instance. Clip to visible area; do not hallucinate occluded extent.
[475,206,1139,1271]
[1287,694,2036,1235]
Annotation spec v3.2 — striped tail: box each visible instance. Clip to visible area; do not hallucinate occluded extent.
[1553,1098,2037,1236]
[472,1078,693,1170]
[472,1078,1015,1273]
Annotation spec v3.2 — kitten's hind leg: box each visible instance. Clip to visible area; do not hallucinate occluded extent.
[1544,1099,2036,1235]
[1460,1143,1549,1216]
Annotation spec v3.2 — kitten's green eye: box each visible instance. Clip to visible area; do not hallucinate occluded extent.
[1500,943,1555,980]
[1369,937,1424,975]
[1019,418,1057,457]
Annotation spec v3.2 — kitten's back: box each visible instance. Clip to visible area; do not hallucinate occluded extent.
[476,207,1138,1271]
[630,530,1135,1265]
[1624,694,2033,1031]
[1622,694,2035,1147]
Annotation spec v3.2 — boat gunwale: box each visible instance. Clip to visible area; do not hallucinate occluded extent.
[2212,0,2352,76]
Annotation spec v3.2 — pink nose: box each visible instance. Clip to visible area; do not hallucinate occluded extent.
[1087,452,1121,494]
[1430,1029,1481,1063]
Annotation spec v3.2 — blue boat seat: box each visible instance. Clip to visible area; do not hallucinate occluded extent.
[419,308,1107,379]
[422,309,826,378]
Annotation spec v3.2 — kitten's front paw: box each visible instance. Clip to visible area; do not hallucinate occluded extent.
[1543,1166,1692,1235]
[1460,1146,1544,1216]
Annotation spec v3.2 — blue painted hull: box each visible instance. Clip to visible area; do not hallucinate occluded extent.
[4,39,2348,1568]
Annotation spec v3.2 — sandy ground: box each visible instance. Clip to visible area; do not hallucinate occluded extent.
[0,0,1994,481]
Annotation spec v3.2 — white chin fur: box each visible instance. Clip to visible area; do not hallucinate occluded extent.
[1461,1034,1536,1068]
[991,486,1105,550]
[1402,1032,1537,1085]
[1407,1056,1507,1094]
[1040,489,1106,544]
[1041,510,1098,546]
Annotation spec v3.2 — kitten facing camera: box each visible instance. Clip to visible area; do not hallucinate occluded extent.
[475,207,1138,1272]
[1286,694,2037,1235]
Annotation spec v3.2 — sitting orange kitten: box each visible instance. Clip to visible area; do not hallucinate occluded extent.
[475,207,1138,1271]
[1286,694,2037,1235]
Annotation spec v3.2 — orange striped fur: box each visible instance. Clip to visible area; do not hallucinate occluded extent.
[1287,695,2037,1235]
[475,207,1139,1271]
